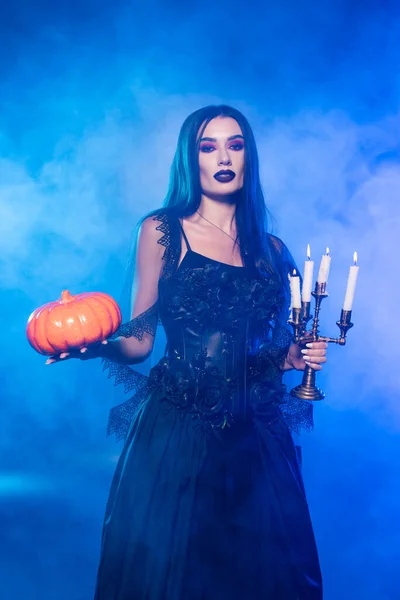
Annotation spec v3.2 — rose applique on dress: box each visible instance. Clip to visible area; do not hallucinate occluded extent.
[164,262,286,335]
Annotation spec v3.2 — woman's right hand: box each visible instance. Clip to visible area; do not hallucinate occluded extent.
[45,340,109,365]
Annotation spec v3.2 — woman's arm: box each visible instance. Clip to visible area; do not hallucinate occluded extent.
[46,215,164,366]
[101,312,157,365]
[267,234,328,373]
[101,216,164,365]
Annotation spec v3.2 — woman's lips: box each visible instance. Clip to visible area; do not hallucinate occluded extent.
[214,170,235,182]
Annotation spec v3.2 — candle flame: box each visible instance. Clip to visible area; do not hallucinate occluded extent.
[326,247,330,256]
[307,244,311,259]
[292,269,297,276]
[353,251,358,265]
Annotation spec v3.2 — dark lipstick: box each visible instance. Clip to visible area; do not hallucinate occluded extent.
[213,170,236,182]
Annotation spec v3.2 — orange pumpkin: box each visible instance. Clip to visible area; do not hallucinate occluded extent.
[26,290,122,355]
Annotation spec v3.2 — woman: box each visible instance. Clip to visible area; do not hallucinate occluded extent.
[48,105,327,599]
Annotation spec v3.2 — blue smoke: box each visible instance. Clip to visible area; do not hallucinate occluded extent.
[1,1,400,599]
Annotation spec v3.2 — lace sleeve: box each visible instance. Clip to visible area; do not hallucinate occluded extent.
[101,212,174,441]
[102,303,160,392]
[101,308,159,441]
[268,234,314,434]
[266,233,297,371]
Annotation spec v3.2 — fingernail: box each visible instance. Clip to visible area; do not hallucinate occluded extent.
[301,349,308,354]
[306,343,313,348]
[302,354,310,360]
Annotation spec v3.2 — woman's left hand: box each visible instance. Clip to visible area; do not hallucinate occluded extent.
[286,341,328,371]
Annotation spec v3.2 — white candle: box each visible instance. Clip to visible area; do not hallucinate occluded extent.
[317,247,331,284]
[343,252,359,311]
[289,269,301,309]
[302,244,314,302]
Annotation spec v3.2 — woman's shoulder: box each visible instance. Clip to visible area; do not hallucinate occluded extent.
[267,233,287,255]
[141,207,179,229]
[267,233,296,272]
[138,208,181,265]
[138,208,175,237]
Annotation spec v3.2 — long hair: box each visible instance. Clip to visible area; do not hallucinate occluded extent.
[123,105,295,316]
[153,105,285,262]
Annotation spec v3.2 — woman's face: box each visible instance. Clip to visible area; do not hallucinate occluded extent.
[198,116,245,199]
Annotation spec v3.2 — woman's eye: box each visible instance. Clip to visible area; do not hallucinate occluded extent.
[200,145,215,153]
[199,143,244,153]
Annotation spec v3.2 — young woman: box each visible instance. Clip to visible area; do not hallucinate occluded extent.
[48,105,327,599]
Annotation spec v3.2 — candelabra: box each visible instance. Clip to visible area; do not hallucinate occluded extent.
[288,282,354,401]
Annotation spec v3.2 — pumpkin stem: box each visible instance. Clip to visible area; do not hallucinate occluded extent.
[60,290,74,303]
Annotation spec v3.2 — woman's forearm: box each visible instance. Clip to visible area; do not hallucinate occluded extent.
[283,354,295,371]
[101,335,153,365]
[283,343,303,371]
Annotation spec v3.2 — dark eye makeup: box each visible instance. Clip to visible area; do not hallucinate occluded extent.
[199,142,244,153]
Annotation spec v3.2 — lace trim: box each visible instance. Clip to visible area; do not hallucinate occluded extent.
[109,303,159,341]
[104,366,314,443]
[105,374,150,441]
[101,359,148,394]
[279,393,314,435]
[267,323,294,371]
[101,302,160,439]
[153,213,180,279]
[154,213,170,259]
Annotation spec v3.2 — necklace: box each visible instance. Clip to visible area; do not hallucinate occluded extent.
[196,210,237,242]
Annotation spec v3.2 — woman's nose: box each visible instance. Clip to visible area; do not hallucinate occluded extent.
[218,154,232,166]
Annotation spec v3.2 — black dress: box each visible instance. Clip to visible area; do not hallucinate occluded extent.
[94,212,322,599]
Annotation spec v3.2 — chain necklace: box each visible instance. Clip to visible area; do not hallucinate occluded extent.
[196,210,238,242]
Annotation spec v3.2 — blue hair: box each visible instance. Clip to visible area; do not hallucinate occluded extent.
[161,105,274,262]
[127,105,296,318]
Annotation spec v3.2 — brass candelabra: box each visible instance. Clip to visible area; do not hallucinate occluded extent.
[287,282,354,401]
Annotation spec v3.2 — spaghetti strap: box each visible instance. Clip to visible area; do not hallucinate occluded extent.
[178,219,192,252]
